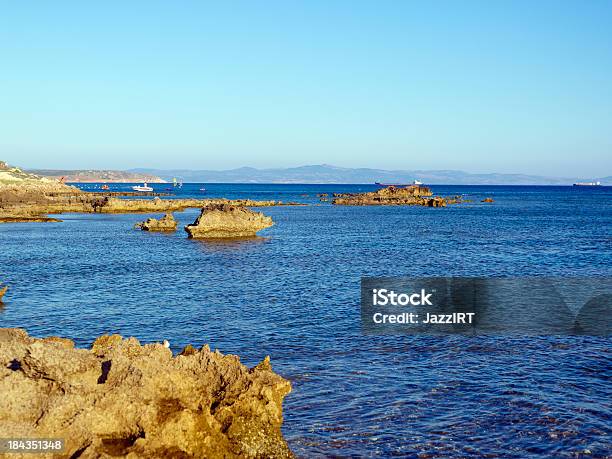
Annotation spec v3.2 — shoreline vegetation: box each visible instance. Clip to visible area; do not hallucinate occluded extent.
[0,328,293,458]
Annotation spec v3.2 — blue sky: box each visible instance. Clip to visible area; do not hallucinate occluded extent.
[1,1,610,176]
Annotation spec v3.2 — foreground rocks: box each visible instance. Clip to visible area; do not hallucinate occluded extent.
[332,185,455,207]
[185,204,274,238]
[135,213,178,232]
[0,328,293,458]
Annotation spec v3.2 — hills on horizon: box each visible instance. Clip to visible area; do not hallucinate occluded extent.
[27,168,166,183]
[127,164,610,185]
[22,163,610,185]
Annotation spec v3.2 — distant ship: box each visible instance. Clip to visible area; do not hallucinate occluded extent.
[573,181,601,186]
[375,179,423,186]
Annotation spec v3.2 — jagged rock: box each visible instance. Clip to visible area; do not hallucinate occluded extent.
[482,197,494,203]
[0,285,7,302]
[185,204,274,238]
[0,328,293,458]
[427,197,447,207]
[332,185,452,207]
[134,213,178,232]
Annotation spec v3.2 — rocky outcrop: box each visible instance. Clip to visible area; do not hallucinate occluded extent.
[95,197,283,214]
[0,285,7,302]
[0,328,293,458]
[427,196,447,207]
[482,197,494,203]
[332,185,452,207]
[0,216,62,223]
[185,204,274,238]
[135,213,178,232]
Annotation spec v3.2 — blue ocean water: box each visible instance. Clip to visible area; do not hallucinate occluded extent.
[1,184,611,458]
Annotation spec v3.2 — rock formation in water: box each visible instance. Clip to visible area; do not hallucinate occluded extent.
[0,328,293,458]
[332,185,453,207]
[0,285,7,302]
[481,197,494,203]
[134,213,178,232]
[185,204,274,238]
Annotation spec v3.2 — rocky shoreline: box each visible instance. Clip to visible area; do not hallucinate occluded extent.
[0,161,303,223]
[332,185,459,207]
[0,328,293,458]
[0,191,296,223]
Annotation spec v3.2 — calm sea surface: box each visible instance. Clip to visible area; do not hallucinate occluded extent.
[1,184,611,458]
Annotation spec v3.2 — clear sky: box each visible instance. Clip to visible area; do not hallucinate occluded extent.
[1,1,610,176]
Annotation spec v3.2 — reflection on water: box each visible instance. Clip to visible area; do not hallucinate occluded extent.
[191,235,270,252]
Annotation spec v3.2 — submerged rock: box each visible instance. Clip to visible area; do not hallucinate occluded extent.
[0,285,6,301]
[332,185,452,207]
[185,204,274,238]
[0,215,62,223]
[0,328,293,458]
[134,212,178,231]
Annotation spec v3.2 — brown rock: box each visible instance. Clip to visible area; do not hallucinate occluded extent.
[482,197,494,203]
[427,197,447,207]
[185,204,274,239]
[0,328,293,458]
[0,285,7,301]
[135,213,178,232]
[332,185,453,207]
[0,215,62,223]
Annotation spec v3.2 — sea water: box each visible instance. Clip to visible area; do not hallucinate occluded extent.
[1,184,611,457]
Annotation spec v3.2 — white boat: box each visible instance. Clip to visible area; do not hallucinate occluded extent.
[412,179,423,185]
[573,181,601,186]
[132,182,153,192]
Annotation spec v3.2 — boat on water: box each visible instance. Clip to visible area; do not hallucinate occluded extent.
[573,181,601,186]
[375,179,423,186]
[132,182,154,192]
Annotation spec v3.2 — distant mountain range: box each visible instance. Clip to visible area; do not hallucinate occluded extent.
[127,164,610,185]
[27,169,166,183]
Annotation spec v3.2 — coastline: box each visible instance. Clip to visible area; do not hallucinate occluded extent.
[0,328,293,458]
